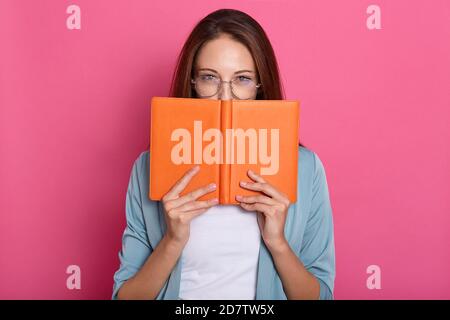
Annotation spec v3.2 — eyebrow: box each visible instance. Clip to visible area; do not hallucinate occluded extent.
[197,68,255,74]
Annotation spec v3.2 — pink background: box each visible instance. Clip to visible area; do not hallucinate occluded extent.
[1,0,449,299]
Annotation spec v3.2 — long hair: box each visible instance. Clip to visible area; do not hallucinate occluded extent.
[149,8,304,148]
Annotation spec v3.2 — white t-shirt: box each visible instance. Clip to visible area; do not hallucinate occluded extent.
[178,204,261,300]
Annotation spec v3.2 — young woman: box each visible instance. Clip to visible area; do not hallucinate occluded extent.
[113,8,335,300]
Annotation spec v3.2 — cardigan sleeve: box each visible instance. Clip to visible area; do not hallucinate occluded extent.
[112,156,153,300]
[299,151,336,300]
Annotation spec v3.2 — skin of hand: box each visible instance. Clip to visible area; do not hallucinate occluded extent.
[235,169,291,250]
[161,165,219,247]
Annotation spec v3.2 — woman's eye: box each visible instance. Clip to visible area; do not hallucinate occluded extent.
[200,74,217,81]
[236,76,252,83]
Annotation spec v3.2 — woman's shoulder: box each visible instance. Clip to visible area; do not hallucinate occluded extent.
[138,150,150,162]
[126,150,150,193]
[298,145,325,173]
[297,145,330,197]
[133,150,150,173]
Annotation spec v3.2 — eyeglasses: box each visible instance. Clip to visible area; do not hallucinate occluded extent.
[191,74,261,100]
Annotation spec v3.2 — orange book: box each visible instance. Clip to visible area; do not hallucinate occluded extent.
[149,97,300,205]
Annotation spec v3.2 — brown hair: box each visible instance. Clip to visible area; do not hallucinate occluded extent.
[149,8,304,148]
[170,8,284,100]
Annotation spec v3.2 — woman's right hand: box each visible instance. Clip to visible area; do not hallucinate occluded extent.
[161,165,219,247]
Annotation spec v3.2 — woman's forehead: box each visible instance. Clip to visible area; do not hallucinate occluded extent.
[195,36,256,74]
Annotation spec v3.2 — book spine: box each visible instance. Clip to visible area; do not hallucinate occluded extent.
[220,100,232,204]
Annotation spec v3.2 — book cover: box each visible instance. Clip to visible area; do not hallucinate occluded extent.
[149,97,300,205]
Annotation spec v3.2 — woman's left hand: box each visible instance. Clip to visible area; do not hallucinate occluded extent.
[236,169,291,251]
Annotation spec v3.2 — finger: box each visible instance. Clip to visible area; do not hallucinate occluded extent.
[172,197,219,214]
[245,170,290,205]
[163,165,200,201]
[235,194,277,206]
[168,182,216,211]
[247,169,267,183]
[239,180,284,202]
[239,202,272,215]
[184,207,209,222]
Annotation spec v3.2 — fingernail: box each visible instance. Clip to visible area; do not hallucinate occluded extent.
[236,195,242,200]
[248,169,253,174]
[209,183,216,189]
[211,198,219,203]
[240,181,247,186]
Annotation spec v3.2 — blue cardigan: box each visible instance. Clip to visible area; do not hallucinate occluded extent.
[112,146,336,299]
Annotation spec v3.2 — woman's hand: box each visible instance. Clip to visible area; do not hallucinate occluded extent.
[161,165,219,247]
[236,169,291,251]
